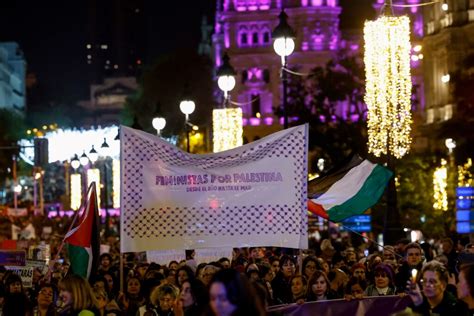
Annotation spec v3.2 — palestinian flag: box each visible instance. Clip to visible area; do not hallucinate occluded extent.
[64,182,100,279]
[308,155,392,222]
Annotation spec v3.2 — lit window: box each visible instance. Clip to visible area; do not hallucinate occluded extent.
[87,55,92,59]
[426,108,435,124]
[100,44,108,49]
[86,44,91,49]
[114,64,118,69]
[443,104,452,121]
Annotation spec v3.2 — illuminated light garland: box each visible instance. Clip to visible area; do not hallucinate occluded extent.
[433,159,448,211]
[458,158,473,187]
[364,15,413,159]
[87,169,101,212]
[112,159,120,208]
[70,174,82,210]
[212,108,243,153]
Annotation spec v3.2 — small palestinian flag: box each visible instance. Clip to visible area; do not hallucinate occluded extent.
[308,155,392,222]
[64,182,100,279]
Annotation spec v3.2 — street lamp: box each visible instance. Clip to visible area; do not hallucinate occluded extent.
[272,9,295,129]
[214,53,242,153]
[180,98,195,153]
[100,138,111,236]
[89,145,99,164]
[70,154,80,171]
[80,151,89,166]
[217,53,237,102]
[152,117,166,136]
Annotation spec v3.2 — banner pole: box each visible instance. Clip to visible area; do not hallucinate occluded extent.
[337,222,403,260]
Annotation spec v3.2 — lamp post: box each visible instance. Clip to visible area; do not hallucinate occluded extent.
[217,53,237,104]
[152,117,166,136]
[214,53,242,152]
[272,9,295,129]
[100,138,111,236]
[179,99,195,153]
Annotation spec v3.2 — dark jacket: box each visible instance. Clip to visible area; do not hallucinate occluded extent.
[271,273,293,304]
[411,291,470,316]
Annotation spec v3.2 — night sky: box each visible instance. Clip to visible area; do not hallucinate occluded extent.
[0,1,374,105]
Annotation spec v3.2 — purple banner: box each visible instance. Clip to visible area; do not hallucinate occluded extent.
[268,296,412,316]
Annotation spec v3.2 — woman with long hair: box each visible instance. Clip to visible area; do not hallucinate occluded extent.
[306,270,338,302]
[3,273,32,316]
[174,279,208,316]
[57,274,99,316]
[204,269,266,316]
[34,283,58,316]
[271,255,297,304]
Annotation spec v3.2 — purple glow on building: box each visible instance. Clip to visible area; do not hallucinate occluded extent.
[248,67,262,80]
[264,117,274,125]
[312,0,323,6]
[414,20,424,37]
[350,44,359,51]
[224,25,230,48]
[302,42,309,51]
[249,117,261,125]
[302,0,309,7]
[329,35,338,50]
[327,0,337,7]
[411,7,418,13]
[313,35,324,50]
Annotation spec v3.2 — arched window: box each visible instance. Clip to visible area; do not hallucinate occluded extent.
[263,32,270,43]
[241,33,248,45]
[252,32,259,44]
[241,70,248,83]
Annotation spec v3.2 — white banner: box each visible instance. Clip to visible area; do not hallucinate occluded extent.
[120,125,308,252]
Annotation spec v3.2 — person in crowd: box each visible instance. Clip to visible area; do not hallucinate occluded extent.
[395,242,424,290]
[457,262,474,313]
[268,257,280,276]
[204,268,266,316]
[306,270,338,302]
[174,279,208,316]
[168,261,179,271]
[408,260,469,315]
[254,263,275,305]
[118,276,145,316]
[343,247,357,267]
[93,288,120,316]
[365,253,383,282]
[350,263,367,282]
[271,255,296,304]
[464,243,474,254]
[34,283,57,316]
[57,274,99,316]
[290,275,307,303]
[138,283,179,316]
[244,263,260,282]
[194,263,207,283]
[301,256,320,282]
[2,273,32,316]
[175,266,196,288]
[364,263,397,296]
[98,254,116,277]
[102,273,118,300]
[200,265,221,287]
[217,258,231,270]
[441,237,458,273]
[316,257,330,276]
[382,245,398,265]
[344,277,367,300]
[136,263,150,279]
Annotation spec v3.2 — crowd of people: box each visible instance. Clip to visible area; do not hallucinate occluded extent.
[1,228,474,315]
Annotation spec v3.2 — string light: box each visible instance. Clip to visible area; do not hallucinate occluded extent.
[458,158,473,187]
[70,174,82,210]
[87,169,101,213]
[112,159,121,209]
[364,15,412,159]
[212,108,243,153]
[433,159,448,211]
